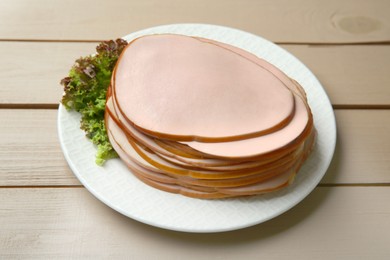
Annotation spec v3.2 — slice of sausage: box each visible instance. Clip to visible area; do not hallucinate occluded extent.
[108,93,295,168]
[109,90,311,162]
[182,93,312,159]
[113,34,295,142]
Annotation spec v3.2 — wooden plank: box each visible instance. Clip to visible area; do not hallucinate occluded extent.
[322,109,390,184]
[0,109,389,186]
[0,0,389,43]
[283,45,390,106]
[0,187,389,258]
[0,109,79,186]
[0,42,95,105]
[1,42,390,106]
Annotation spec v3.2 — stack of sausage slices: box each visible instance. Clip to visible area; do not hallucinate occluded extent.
[105,34,316,199]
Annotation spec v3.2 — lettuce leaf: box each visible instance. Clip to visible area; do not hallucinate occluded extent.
[60,39,128,165]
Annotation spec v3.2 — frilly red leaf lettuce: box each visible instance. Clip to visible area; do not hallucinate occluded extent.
[60,39,128,165]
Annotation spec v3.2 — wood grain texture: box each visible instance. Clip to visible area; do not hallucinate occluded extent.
[1,187,389,258]
[1,42,389,106]
[0,0,389,43]
[0,109,79,186]
[322,109,390,184]
[283,44,390,106]
[0,109,389,186]
[0,42,96,105]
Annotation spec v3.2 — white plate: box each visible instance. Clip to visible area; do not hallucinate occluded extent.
[58,24,336,233]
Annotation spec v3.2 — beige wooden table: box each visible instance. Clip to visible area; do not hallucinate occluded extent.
[1,0,390,258]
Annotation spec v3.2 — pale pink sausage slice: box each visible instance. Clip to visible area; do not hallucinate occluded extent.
[194,37,304,98]
[108,94,297,168]
[107,115,303,197]
[128,131,300,179]
[109,90,309,161]
[114,34,295,142]
[106,112,304,189]
[107,105,300,180]
[182,94,309,158]
[111,128,298,198]
[108,95,257,167]
[154,148,299,172]
[219,167,295,196]
[174,37,313,158]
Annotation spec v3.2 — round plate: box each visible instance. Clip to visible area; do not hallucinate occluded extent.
[58,24,336,233]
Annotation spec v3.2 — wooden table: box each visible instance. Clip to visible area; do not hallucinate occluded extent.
[1,0,389,258]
